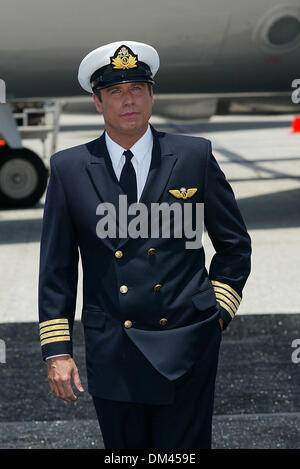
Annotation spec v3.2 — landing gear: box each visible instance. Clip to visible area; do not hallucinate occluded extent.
[0,147,48,208]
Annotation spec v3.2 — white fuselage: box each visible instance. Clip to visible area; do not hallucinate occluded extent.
[0,0,300,99]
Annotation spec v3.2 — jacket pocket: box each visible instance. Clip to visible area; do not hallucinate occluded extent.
[191,287,217,312]
[81,308,106,330]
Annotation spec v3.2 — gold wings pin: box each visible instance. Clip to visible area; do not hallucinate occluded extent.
[168,187,198,199]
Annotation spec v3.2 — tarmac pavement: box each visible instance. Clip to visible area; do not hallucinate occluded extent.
[0,110,300,449]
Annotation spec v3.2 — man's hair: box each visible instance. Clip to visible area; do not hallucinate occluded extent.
[94,82,153,102]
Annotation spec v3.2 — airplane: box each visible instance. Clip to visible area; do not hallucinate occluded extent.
[0,0,300,207]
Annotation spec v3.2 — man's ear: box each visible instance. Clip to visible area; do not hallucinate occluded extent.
[93,93,103,113]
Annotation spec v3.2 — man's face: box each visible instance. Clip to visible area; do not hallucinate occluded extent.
[93,82,154,137]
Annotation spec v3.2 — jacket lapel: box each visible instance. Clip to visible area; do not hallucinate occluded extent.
[139,126,177,208]
[86,131,123,211]
[86,126,178,250]
[86,133,122,249]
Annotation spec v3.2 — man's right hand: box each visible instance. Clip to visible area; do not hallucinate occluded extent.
[47,356,84,402]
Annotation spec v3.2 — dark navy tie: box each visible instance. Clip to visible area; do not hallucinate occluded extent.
[119,150,137,205]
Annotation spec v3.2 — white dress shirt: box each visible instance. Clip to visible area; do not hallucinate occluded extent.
[46,125,153,360]
[105,124,153,201]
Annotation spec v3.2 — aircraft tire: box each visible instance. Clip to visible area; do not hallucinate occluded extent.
[0,148,48,208]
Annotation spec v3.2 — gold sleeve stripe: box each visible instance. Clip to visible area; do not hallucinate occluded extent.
[39,318,69,329]
[215,293,238,315]
[40,330,70,341]
[39,324,69,334]
[216,299,235,319]
[213,287,240,310]
[41,336,71,347]
[212,281,241,303]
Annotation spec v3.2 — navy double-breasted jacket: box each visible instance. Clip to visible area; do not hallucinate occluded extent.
[38,125,251,404]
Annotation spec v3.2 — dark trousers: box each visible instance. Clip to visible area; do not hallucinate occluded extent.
[92,352,219,449]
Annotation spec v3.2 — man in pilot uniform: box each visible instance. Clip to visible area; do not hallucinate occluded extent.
[38,41,251,449]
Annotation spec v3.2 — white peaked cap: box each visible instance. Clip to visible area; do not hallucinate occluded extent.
[78,40,160,93]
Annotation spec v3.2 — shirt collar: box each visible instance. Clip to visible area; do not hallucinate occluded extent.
[105,124,153,166]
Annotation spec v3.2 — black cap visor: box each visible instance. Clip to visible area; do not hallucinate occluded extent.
[91,62,154,91]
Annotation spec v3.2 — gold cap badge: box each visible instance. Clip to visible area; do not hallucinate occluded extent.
[111,45,138,70]
[169,187,198,199]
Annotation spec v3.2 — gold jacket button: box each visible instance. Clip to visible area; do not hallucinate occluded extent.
[115,250,123,259]
[124,320,132,328]
[154,283,162,291]
[159,318,168,326]
[147,248,156,255]
[120,285,128,294]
